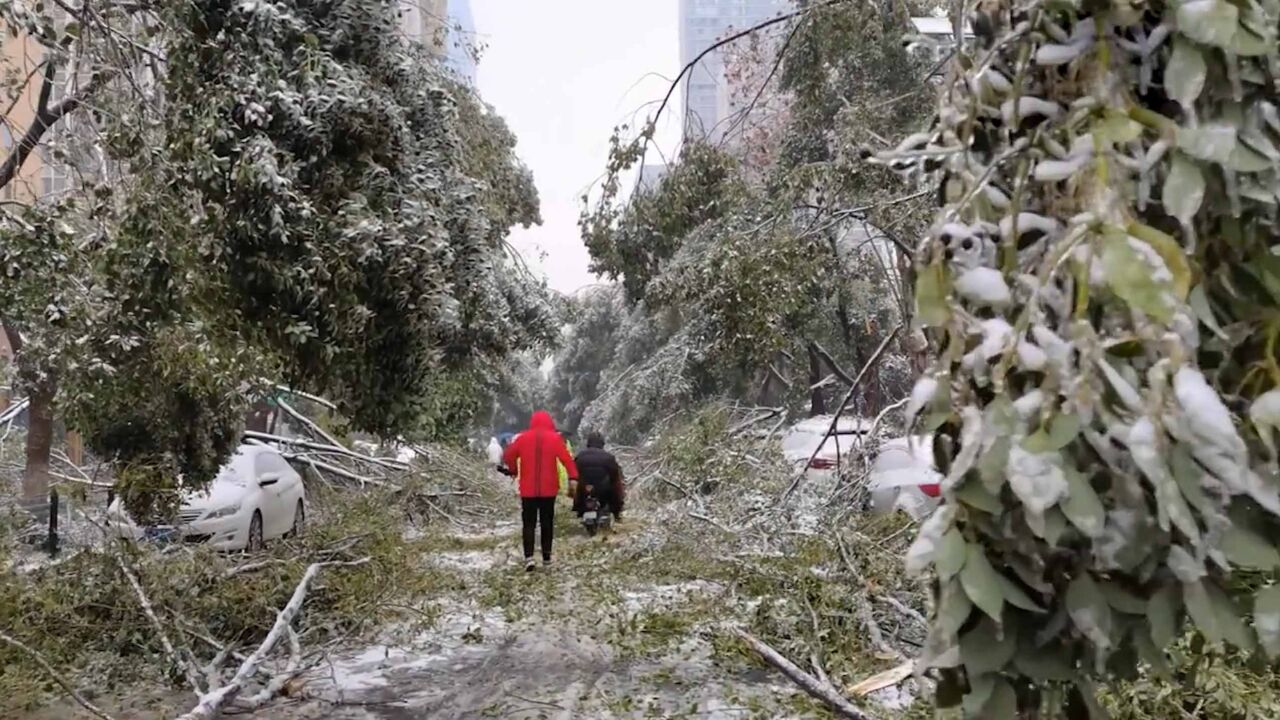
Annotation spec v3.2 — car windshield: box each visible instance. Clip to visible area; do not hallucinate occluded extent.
[207,458,249,489]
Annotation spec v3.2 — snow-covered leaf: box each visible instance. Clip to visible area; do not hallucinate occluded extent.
[960,616,1017,675]
[944,406,984,489]
[906,505,956,576]
[915,262,950,327]
[1036,42,1088,66]
[1185,580,1254,649]
[1008,445,1068,515]
[1062,466,1106,538]
[1101,231,1174,322]
[1066,574,1113,650]
[1034,155,1090,182]
[1022,413,1080,453]
[937,577,973,638]
[956,480,1003,514]
[1177,0,1240,48]
[979,678,1018,719]
[996,573,1046,613]
[1232,25,1272,55]
[1168,544,1206,582]
[1148,583,1181,648]
[1174,367,1245,456]
[1254,584,1280,658]
[1101,582,1147,615]
[1221,525,1280,570]
[1229,142,1273,173]
[1129,418,1201,544]
[1165,39,1207,108]
[1163,153,1206,225]
[1250,388,1280,456]
[936,528,967,579]
[1129,223,1191,301]
[1188,284,1228,340]
[960,543,1006,622]
[1178,124,1238,164]
[955,267,1012,308]
[979,436,1011,492]
[1094,110,1142,145]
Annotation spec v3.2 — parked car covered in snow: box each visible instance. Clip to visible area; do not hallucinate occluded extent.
[780,415,872,478]
[109,444,306,551]
[867,435,942,520]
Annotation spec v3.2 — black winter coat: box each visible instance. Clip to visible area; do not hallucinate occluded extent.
[574,447,622,492]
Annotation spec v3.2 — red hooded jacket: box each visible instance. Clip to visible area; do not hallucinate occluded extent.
[503,411,578,498]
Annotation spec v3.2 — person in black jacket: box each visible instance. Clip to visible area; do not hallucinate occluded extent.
[572,431,625,521]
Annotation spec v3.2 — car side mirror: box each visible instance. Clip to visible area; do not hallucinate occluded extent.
[258,473,281,487]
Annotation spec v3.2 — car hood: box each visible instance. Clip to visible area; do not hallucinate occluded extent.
[182,479,247,511]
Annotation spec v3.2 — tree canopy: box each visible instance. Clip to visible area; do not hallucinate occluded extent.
[0,0,555,510]
[567,0,932,442]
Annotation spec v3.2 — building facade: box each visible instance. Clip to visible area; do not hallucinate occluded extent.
[401,0,477,85]
[679,0,792,143]
[1,29,54,205]
[906,16,972,66]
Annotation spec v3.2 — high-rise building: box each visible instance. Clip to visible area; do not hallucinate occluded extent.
[401,0,477,85]
[443,0,477,85]
[679,0,792,143]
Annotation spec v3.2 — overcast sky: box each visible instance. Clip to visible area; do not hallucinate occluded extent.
[471,1,683,296]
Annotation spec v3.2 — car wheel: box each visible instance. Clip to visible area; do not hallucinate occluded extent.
[289,501,305,538]
[247,511,264,552]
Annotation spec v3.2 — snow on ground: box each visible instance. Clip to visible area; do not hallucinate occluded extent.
[620,579,723,614]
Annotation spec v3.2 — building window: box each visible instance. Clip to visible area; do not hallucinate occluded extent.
[0,124,12,201]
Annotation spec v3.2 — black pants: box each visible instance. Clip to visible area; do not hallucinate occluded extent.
[521,497,556,561]
[574,484,623,517]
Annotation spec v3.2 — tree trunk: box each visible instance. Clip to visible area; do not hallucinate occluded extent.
[21,385,55,501]
[245,399,273,433]
[808,344,826,417]
[896,251,930,375]
[65,430,83,465]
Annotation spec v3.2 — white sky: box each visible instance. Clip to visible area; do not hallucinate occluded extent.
[471,1,684,295]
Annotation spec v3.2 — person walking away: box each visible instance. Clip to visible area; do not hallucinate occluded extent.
[572,432,626,522]
[502,411,577,571]
[486,436,503,466]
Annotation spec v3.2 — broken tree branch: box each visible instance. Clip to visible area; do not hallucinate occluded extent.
[243,430,407,470]
[810,341,856,386]
[729,407,784,436]
[0,630,116,720]
[271,384,338,412]
[733,628,875,720]
[276,399,346,451]
[0,397,30,425]
[835,536,909,659]
[876,594,927,628]
[117,555,207,695]
[175,557,370,720]
[688,511,735,534]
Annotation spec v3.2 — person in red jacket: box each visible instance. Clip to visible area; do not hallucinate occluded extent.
[502,410,578,571]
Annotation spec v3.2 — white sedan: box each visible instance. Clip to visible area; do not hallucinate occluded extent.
[109,444,306,551]
[780,415,872,477]
[867,435,942,520]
